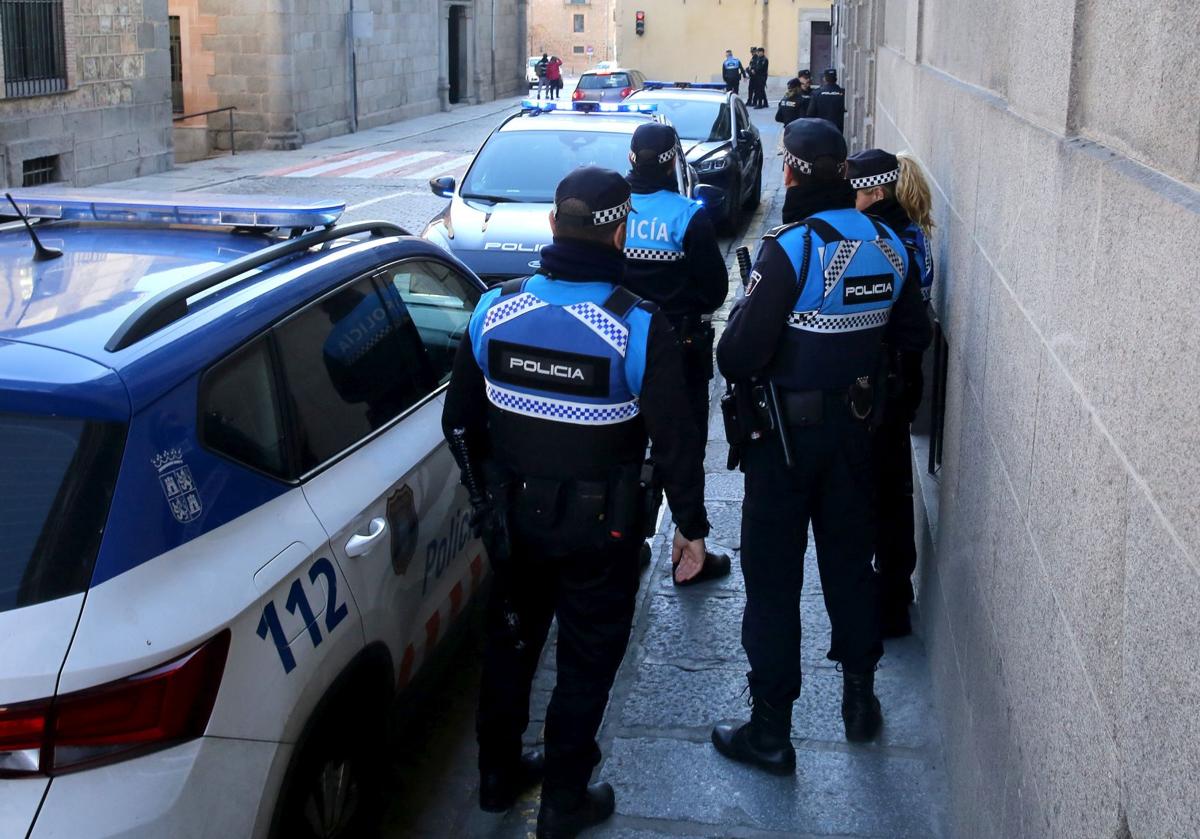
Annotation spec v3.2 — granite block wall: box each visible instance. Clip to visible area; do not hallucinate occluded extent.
[838,0,1200,836]
[0,0,173,186]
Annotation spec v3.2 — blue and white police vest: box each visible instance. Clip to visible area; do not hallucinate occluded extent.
[901,222,934,302]
[769,208,909,391]
[625,191,700,264]
[723,58,741,73]
[470,276,647,427]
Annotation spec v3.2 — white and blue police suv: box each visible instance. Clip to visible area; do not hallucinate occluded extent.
[0,191,487,838]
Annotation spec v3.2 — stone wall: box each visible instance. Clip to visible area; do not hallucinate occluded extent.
[0,0,173,186]
[836,1,1200,837]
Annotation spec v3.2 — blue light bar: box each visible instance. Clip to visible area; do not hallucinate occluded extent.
[5,189,345,229]
[521,99,559,111]
[572,102,658,114]
[643,81,727,91]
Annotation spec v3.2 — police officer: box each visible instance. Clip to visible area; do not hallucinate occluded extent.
[710,119,931,773]
[795,69,816,117]
[623,122,731,584]
[806,68,846,134]
[748,48,769,108]
[847,148,937,638]
[722,49,747,96]
[443,166,710,837]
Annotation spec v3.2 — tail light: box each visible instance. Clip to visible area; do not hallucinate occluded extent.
[572,89,584,101]
[620,87,633,98]
[0,630,230,778]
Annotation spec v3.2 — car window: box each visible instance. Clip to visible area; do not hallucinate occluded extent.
[579,73,630,89]
[200,338,288,477]
[734,99,751,134]
[274,277,436,473]
[460,129,634,202]
[632,98,729,142]
[0,413,125,612]
[381,260,481,386]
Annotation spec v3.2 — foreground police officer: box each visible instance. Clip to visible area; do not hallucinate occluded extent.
[807,68,846,134]
[443,166,710,837]
[711,120,931,772]
[847,148,937,638]
[623,122,731,584]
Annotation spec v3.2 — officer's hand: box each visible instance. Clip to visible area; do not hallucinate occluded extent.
[671,527,707,583]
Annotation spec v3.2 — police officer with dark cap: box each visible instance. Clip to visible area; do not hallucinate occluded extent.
[795,69,816,117]
[807,67,846,134]
[710,119,931,773]
[847,147,937,638]
[624,122,731,585]
[443,165,710,836]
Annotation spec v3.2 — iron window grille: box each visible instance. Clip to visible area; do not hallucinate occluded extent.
[1,0,69,98]
[22,155,58,186]
[169,16,184,113]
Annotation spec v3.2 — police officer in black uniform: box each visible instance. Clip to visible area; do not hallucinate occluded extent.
[623,122,731,584]
[710,119,931,773]
[807,68,846,134]
[795,69,816,117]
[443,166,710,837]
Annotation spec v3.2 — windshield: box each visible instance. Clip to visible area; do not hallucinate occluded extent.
[460,129,635,203]
[635,98,730,143]
[579,73,631,90]
[0,413,125,612]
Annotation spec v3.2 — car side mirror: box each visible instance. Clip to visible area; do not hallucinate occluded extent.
[737,129,755,144]
[694,184,723,211]
[430,176,456,198]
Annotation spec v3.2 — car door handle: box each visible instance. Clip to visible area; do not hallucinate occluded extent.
[345,517,388,558]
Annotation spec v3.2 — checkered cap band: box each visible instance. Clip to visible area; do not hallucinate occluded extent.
[565,301,630,356]
[625,247,685,262]
[783,149,813,174]
[629,148,677,166]
[486,382,641,426]
[787,307,891,333]
[593,198,632,226]
[849,169,899,189]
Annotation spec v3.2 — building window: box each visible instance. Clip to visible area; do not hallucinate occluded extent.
[21,155,58,186]
[0,0,68,98]
[573,13,585,32]
[566,0,587,5]
[572,45,585,55]
[169,16,184,114]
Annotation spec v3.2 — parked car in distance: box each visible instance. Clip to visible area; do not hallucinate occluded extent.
[571,68,646,104]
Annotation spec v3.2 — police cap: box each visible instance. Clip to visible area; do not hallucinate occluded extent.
[797,68,812,79]
[629,122,678,168]
[782,118,847,175]
[824,67,838,81]
[554,166,632,228]
[846,148,900,190]
[787,77,801,89]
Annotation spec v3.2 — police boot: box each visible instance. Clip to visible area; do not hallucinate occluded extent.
[479,749,545,812]
[842,670,883,743]
[536,782,616,839]
[710,697,796,775]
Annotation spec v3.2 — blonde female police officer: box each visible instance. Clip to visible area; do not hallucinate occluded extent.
[711,119,931,773]
[846,148,936,638]
[443,166,710,837]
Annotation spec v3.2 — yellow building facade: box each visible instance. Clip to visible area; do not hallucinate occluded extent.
[528,0,618,78]
[613,0,830,83]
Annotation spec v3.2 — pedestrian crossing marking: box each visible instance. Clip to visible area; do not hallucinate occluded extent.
[264,149,473,181]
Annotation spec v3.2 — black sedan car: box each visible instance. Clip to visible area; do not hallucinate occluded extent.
[626,84,763,232]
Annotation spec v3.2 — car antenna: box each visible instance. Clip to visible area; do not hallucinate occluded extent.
[5,192,63,261]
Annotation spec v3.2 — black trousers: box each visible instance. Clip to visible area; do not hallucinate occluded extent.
[873,409,917,609]
[749,77,765,106]
[739,395,883,708]
[476,535,640,802]
[725,78,741,96]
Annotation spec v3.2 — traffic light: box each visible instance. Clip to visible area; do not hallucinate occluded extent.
[635,10,645,36]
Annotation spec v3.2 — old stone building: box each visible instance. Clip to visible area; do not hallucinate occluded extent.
[527,0,614,78]
[835,1,1200,838]
[170,0,528,158]
[0,0,174,187]
[614,0,831,83]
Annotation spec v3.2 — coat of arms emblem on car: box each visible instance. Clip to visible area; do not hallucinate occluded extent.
[152,448,203,524]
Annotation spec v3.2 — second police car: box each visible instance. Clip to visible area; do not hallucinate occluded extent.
[0,191,487,838]
[422,99,706,285]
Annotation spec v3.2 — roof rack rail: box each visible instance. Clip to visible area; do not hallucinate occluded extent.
[105,220,410,352]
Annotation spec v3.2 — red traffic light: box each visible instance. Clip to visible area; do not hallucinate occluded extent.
[636,10,645,20]
[635,10,645,35]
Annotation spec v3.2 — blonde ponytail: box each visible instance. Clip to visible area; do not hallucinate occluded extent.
[894,152,935,234]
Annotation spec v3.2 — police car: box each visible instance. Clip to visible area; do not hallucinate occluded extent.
[626,83,763,232]
[0,191,487,838]
[423,100,700,285]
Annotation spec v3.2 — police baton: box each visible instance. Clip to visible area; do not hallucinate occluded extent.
[735,247,794,469]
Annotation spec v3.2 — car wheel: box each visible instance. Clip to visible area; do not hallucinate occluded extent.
[722,175,743,234]
[743,163,762,210]
[275,705,385,839]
